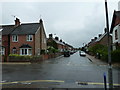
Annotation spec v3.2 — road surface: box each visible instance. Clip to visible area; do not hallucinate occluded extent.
[1,52,120,88]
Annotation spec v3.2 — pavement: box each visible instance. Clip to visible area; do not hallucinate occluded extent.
[86,54,120,68]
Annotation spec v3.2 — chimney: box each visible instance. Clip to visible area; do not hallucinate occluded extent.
[91,39,94,42]
[39,19,43,23]
[15,18,20,26]
[94,37,97,40]
[60,39,62,42]
[55,37,59,41]
[98,34,102,37]
[104,28,107,33]
[49,34,53,39]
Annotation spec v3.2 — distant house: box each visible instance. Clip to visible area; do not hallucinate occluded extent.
[110,10,120,50]
[47,34,66,52]
[1,18,47,61]
[88,28,112,48]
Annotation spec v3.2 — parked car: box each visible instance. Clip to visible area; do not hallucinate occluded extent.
[64,50,70,57]
[70,50,74,55]
[79,51,86,56]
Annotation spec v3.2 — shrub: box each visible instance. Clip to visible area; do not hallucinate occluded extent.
[47,46,60,54]
[111,49,120,62]
[41,49,46,54]
[88,44,108,61]
[9,54,42,61]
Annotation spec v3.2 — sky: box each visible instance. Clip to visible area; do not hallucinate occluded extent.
[0,0,120,48]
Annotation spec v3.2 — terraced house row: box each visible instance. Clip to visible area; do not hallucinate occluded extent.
[0,18,73,62]
[86,10,120,51]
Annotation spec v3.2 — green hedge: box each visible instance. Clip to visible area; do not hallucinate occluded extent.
[88,44,120,62]
[47,47,60,54]
[88,44,108,61]
[111,49,120,62]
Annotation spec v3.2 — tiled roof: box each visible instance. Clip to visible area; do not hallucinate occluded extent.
[54,39,65,45]
[1,23,40,35]
[2,25,15,35]
[95,33,107,42]
[110,11,120,33]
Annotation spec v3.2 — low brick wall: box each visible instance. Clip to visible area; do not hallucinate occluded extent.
[3,53,62,62]
[42,53,62,60]
[8,56,43,62]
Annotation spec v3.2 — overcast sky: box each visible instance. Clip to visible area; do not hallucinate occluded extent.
[0,0,120,47]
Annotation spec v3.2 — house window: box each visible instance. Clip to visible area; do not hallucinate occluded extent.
[0,47,5,55]
[26,35,33,41]
[20,48,32,55]
[115,30,118,40]
[12,35,18,42]
[12,47,17,54]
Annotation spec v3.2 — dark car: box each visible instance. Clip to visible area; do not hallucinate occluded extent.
[64,50,70,57]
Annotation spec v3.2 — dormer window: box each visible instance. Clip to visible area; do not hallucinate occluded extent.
[26,35,33,41]
[12,35,18,42]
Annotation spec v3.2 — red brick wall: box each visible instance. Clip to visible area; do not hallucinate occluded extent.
[10,35,35,55]
[2,35,9,56]
[98,35,112,46]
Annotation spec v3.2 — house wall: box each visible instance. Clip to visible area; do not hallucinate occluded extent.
[40,25,47,51]
[2,35,9,56]
[112,25,120,44]
[57,44,63,52]
[35,27,40,55]
[98,35,112,46]
[10,35,35,55]
[118,25,120,43]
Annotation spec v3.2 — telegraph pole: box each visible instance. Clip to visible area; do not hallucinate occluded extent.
[104,0,113,89]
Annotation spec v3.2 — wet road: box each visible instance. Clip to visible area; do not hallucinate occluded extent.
[2,52,120,88]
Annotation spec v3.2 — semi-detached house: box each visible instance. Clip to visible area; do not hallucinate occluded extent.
[110,10,120,50]
[1,18,47,62]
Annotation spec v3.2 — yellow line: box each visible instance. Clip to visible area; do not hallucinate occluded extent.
[77,82,120,86]
[0,80,64,85]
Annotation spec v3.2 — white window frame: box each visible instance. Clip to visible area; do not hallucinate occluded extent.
[26,35,33,41]
[20,48,32,55]
[12,48,17,54]
[0,47,5,55]
[12,35,18,42]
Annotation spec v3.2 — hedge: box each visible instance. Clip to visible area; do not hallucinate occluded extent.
[111,49,120,62]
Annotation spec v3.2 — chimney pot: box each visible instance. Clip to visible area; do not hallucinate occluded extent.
[104,28,107,33]
[94,37,97,40]
[49,34,53,38]
[55,37,59,41]
[98,34,102,37]
[15,18,20,26]
[39,19,43,23]
[60,39,62,42]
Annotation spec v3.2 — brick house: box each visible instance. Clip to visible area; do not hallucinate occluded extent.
[47,34,66,52]
[1,18,47,61]
[110,10,120,50]
[88,28,112,48]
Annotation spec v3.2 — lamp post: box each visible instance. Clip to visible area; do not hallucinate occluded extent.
[104,0,113,89]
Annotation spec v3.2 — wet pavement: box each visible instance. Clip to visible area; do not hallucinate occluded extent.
[1,52,120,88]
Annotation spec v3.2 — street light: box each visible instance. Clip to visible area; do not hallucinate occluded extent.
[104,0,113,89]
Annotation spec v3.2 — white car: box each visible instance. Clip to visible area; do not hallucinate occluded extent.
[80,51,86,56]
